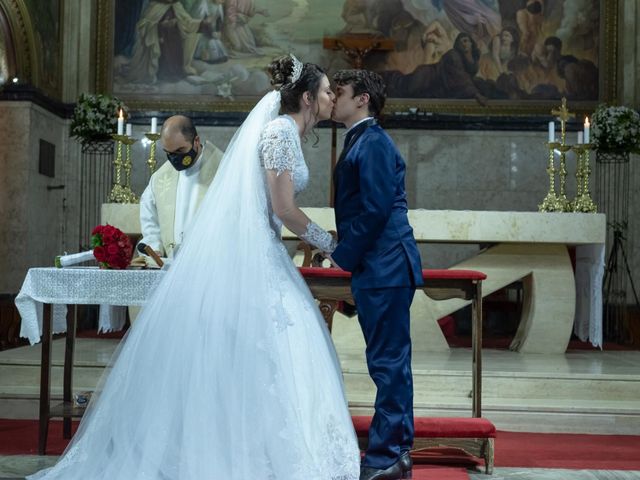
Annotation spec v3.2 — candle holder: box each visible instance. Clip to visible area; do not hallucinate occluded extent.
[570,149,584,212]
[572,143,597,213]
[555,144,572,212]
[541,97,579,213]
[538,142,564,212]
[144,132,161,177]
[108,134,139,204]
[108,134,126,203]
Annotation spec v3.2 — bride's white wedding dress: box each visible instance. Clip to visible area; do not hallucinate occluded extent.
[29,91,360,480]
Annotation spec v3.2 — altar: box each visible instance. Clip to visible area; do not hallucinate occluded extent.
[101,204,606,354]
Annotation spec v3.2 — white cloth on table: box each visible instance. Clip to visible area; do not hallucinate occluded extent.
[573,244,605,348]
[16,268,162,345]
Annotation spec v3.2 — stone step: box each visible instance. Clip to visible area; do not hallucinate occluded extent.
[342,368,640,403]
[3,360,640,407]
[347,395,640,435]
[3,339,640,435]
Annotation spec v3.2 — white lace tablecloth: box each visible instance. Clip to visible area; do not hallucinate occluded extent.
[17,267,163,345]
[574,244,605,348]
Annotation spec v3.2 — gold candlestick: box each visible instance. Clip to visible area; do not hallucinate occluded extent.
[121,137,139,204]
[108,134,127,203]
[556,144,572,212]
[144,132,161,177]
[539,142,563,212]
[108,134,139,204]
[572,143,597,213]
[572,145,585,210]
[539,97,577,213]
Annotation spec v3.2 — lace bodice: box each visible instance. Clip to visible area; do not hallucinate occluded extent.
[258,115,310,233]
[258,115,309,195]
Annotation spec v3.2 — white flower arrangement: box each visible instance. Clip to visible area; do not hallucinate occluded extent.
[591,105,640,154]
[71,93,127,143]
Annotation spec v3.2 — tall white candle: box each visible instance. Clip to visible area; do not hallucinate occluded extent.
[584,117,590,144]
[126,123,132,137]
[548,121,555,142]
[151,117,158,134]
[577,131,583,144]
[117,109,124,136]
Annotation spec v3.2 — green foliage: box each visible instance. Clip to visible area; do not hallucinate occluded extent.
[70,93,128,143]
[591,105,640,154]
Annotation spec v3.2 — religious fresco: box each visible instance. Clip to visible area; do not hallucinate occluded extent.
[362,0,601,104]
[104,0,614,112]
[23,0,61,98]
[111,0,347,102]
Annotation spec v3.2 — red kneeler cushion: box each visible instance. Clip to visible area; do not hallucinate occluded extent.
[352,416,496,439]
[298,268,487,282]
[298,267,352,278]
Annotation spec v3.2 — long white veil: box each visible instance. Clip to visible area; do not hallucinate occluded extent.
[29,90,359,479]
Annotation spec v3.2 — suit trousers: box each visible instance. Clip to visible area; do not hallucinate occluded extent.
[352,285,416,469]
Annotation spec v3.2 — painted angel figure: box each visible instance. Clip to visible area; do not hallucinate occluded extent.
[192,0,229,64]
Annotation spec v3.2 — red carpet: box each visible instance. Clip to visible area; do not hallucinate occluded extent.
[411,466,469,479]
[495,431,640,470]
[0,419,78,455]
[2,419,640,473]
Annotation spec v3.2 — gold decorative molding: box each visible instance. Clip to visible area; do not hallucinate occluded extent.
[95,0,619,115]
[94,0,112,94]
[0,0,37,85]
[602,0,619,103]
[388,0,619,116]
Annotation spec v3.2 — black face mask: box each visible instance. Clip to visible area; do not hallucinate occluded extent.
[166,143,198,171]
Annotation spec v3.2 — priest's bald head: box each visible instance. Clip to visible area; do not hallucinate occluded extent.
[161,115,203,171]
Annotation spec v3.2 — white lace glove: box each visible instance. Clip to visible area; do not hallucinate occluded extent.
[300,221,337,253]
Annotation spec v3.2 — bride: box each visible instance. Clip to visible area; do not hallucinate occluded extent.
[29,54,361,480]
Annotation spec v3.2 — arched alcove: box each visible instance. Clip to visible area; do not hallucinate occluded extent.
[0,5,17,84]
[0,0,37,87]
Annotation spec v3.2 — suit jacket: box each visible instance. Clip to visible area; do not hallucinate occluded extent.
[332,121,423,289]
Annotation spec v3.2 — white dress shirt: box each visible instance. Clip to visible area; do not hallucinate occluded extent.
[344,116,374,136]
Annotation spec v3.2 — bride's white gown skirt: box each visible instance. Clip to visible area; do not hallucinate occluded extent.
[29,236,360,480]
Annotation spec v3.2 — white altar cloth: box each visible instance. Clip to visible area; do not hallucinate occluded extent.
[17,267,162,345]
[101,204,607,351]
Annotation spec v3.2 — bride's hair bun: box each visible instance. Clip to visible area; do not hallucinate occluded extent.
[268,55,297,88]
[267,55,325,115]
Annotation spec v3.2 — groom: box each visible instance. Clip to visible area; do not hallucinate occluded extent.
[330,69,423,480]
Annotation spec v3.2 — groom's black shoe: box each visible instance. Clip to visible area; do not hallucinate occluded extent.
[360,452,412,480]
[399,451,412,479]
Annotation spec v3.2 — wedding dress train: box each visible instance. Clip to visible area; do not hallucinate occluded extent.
[29,91,360,480]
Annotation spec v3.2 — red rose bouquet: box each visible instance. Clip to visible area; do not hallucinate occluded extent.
[90,224,133,269]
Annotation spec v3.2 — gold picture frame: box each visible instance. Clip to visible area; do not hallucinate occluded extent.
[96,0,618,116]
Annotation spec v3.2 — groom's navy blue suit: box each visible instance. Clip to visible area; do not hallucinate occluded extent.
[331,119,423,469]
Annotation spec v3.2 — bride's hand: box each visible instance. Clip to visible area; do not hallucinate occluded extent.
[324,254,342,269]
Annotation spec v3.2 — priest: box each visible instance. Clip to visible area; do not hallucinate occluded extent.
[140,115,224,260]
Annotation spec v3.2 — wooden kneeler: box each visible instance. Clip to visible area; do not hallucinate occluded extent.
[299,258,493,474]
[352,416,496,474]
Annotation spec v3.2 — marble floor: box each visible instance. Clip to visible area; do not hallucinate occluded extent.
[2,320,640,478]
[2,327,640,433]
[1,455,639,480]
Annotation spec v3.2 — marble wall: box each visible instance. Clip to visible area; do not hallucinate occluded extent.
[1,113,639,297]
[2,1,640,297]
[123,122,610,271]
[620,1,640,304]
[0,103,79,293]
